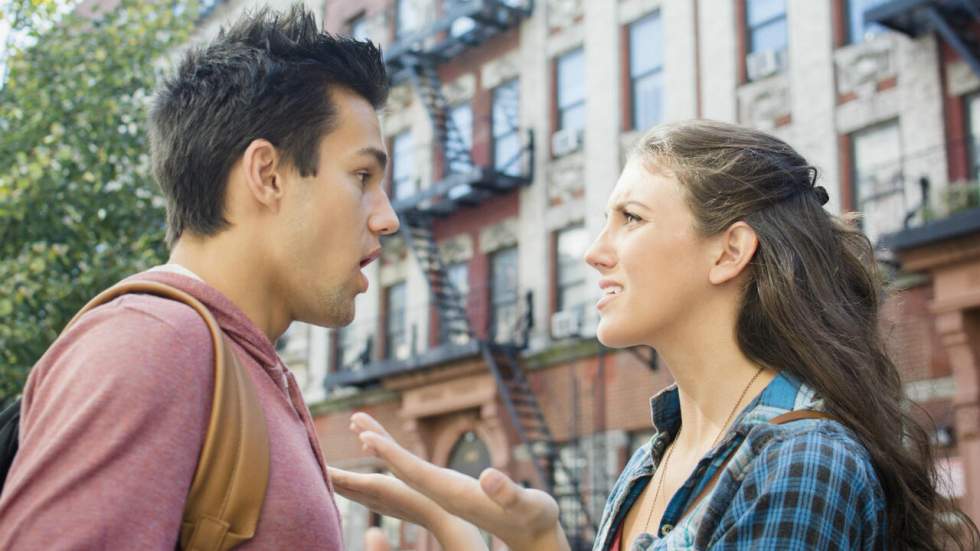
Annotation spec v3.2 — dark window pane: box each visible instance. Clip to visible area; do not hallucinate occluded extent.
[447,431,491,479]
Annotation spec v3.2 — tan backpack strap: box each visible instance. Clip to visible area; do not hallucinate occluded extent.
[769,410,835,425]
[66,280,269,551]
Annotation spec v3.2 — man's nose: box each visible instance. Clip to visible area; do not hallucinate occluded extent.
[369,188,400,236]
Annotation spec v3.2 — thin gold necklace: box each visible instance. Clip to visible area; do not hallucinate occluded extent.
[638,366,765,540]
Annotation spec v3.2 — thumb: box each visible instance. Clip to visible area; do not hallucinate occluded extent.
[479,468,523,509]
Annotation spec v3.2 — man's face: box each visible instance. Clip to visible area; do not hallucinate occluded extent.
[273,87,399,328]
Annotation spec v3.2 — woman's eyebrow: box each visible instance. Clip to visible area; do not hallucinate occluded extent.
[612,200,651,212]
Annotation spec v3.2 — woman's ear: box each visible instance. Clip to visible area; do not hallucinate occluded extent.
[708,221,758,285]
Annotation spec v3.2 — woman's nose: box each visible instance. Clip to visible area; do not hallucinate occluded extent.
[584,233,615,272]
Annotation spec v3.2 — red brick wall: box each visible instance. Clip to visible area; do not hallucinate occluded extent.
[880,283,952,382]
[316,397,409,466]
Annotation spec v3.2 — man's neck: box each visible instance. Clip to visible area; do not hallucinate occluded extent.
[168,233,289,343]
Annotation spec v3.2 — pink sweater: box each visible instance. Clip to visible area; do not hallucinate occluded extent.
[0,271,344,549]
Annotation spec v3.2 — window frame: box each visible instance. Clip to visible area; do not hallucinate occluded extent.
[555,48,586,133]
[391,130,416,201]
[554,223,589,316]
[849,119,904,242]
[489,246,520,342]
[745,0,788,55]
[967,92,980,181]
[447,101,474,175]
[395,0,419,40]
[384,281,408,360]
[492,78,522,176]
[845,0,887,45]
[627,11,665,131]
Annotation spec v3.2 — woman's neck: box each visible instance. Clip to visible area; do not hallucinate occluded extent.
[656,326,776,454]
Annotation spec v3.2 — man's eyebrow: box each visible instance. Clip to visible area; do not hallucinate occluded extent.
[357,147,388,171]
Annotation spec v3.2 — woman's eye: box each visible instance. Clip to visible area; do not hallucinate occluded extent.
[623,211,640,224]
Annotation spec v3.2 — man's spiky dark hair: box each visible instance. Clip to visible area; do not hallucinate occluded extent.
[149,4,389,246]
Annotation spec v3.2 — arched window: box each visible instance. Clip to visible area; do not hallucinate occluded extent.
[446,431,491,479]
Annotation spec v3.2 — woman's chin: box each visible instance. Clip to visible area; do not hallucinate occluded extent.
[596,322,637,349]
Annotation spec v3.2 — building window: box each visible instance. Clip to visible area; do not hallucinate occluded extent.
[492,79,522,176]
[348,14,369,40]
[968,93,980,180]
[447,261,470,305]
[447,102,474,175]
[334,325,370,372]
[628,12,664,131]
[846,0,887,44]
[440,260,470,344]
[395,0,420,40]
[555,224,589,318]
[384,282,408,360]
[556,48,586,133]
[490,246,519,343]
[391,131,416,201]
[746,0,787,54]
[851,120,903,244]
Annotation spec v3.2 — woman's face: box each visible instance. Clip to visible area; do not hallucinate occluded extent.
[584,157,714,348]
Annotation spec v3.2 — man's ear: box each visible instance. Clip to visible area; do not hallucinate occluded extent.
[708,221,758,285]
[241,139,285,210]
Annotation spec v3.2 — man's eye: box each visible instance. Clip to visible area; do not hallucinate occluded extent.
[356,171,371,185]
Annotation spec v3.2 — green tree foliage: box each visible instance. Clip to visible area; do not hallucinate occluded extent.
[0,0,197,399]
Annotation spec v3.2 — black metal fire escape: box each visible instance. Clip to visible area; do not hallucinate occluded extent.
[383,1,596,547]
[867,0,980,77]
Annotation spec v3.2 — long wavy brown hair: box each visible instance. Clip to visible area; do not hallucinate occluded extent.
[633,120,978,550]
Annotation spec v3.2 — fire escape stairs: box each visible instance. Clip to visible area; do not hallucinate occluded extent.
[383,4,595,545]
[867,0,980,77]
[481,343,596,548]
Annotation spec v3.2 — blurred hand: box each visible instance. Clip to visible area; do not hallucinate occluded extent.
[349,412,569,551]
[365,527,390,551]
[329,466,487,551]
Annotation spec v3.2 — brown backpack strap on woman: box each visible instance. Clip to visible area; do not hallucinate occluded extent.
[768,410,835,425]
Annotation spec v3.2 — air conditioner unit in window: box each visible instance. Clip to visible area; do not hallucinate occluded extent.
[746,49,786,82]
[550,309,582,340]
[551,127,583,158]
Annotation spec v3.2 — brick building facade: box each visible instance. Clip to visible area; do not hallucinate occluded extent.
[183,0,980,549]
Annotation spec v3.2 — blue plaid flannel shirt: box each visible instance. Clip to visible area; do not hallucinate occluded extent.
[593,372,887,551]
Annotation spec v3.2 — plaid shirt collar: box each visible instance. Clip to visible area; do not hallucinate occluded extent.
[594,371,828,550]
